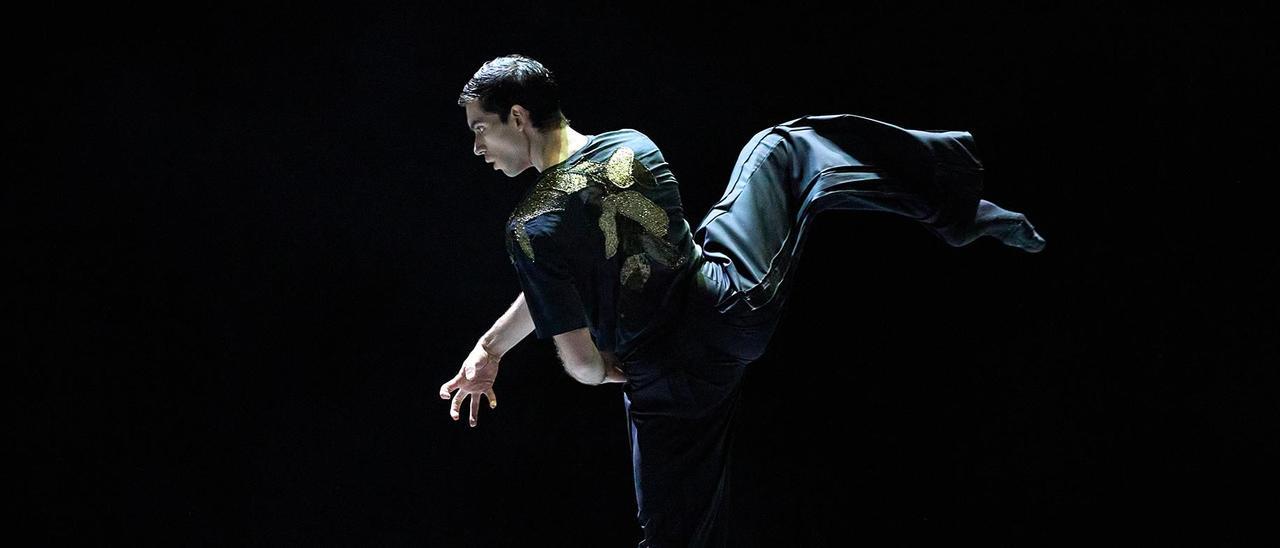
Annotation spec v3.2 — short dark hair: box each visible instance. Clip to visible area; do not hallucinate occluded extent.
[458,54,571,132]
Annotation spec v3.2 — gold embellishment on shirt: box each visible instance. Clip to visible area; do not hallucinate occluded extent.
[507,170,591,262]
[506,145,685,291]
[604,146,636,189]
[621,253,651,291]
[599,191,669,259]
[568,145,658,190]
[639,231,685,268]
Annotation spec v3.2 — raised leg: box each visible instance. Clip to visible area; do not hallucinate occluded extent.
[928,198,1047,252]
[694,113,1047,322]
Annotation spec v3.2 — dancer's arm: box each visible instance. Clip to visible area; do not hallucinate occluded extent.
[478,292,536,358]
[439,292,533,427]
[553,327,627,385]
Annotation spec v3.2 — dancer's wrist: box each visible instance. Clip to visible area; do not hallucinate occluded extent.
[477,339,503,359]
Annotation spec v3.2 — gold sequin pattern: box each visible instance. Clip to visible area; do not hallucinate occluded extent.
[506,144,684,292]
[604,146,636,189]
[598,191,669,259]
[507,170,592,262]
[621,253,651,291]
[639,232,686,268]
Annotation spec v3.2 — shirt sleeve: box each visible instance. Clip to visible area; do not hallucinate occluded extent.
[508,210,589,339]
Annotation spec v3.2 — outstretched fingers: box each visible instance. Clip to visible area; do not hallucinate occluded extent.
[441,372,497,426]
[469,393,480,427]
[440,372,461,399]
[450,391,465,422]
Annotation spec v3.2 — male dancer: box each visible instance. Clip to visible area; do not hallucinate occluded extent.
[440,53,1045,546]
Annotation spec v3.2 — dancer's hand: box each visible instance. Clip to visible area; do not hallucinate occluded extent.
[439,342,500,427]
[600,351,627,384]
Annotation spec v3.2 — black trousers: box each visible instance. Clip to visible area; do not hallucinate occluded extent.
[621,114,1043,547]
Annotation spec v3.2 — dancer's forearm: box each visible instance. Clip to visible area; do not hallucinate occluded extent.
[479,292,535,357]
[566,348,627,385]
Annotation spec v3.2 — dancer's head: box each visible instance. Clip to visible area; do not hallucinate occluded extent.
[458,54,571,177]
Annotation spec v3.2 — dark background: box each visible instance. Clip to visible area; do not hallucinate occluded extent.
[16,3,1277,545]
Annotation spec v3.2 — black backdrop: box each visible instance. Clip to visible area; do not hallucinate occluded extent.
[16,3,1277,545]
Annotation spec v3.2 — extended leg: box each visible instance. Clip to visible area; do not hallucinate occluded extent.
[694,113,1048,318]
[694,117,939,316]
[928,198,1047,252]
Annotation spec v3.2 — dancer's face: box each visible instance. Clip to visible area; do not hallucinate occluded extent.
[465,100,532,178]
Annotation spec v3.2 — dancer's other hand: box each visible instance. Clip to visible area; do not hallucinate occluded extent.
[600,351,628,384]
[440,341,500,427]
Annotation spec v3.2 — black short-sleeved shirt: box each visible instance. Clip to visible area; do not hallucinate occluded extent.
[505,129,699,359]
